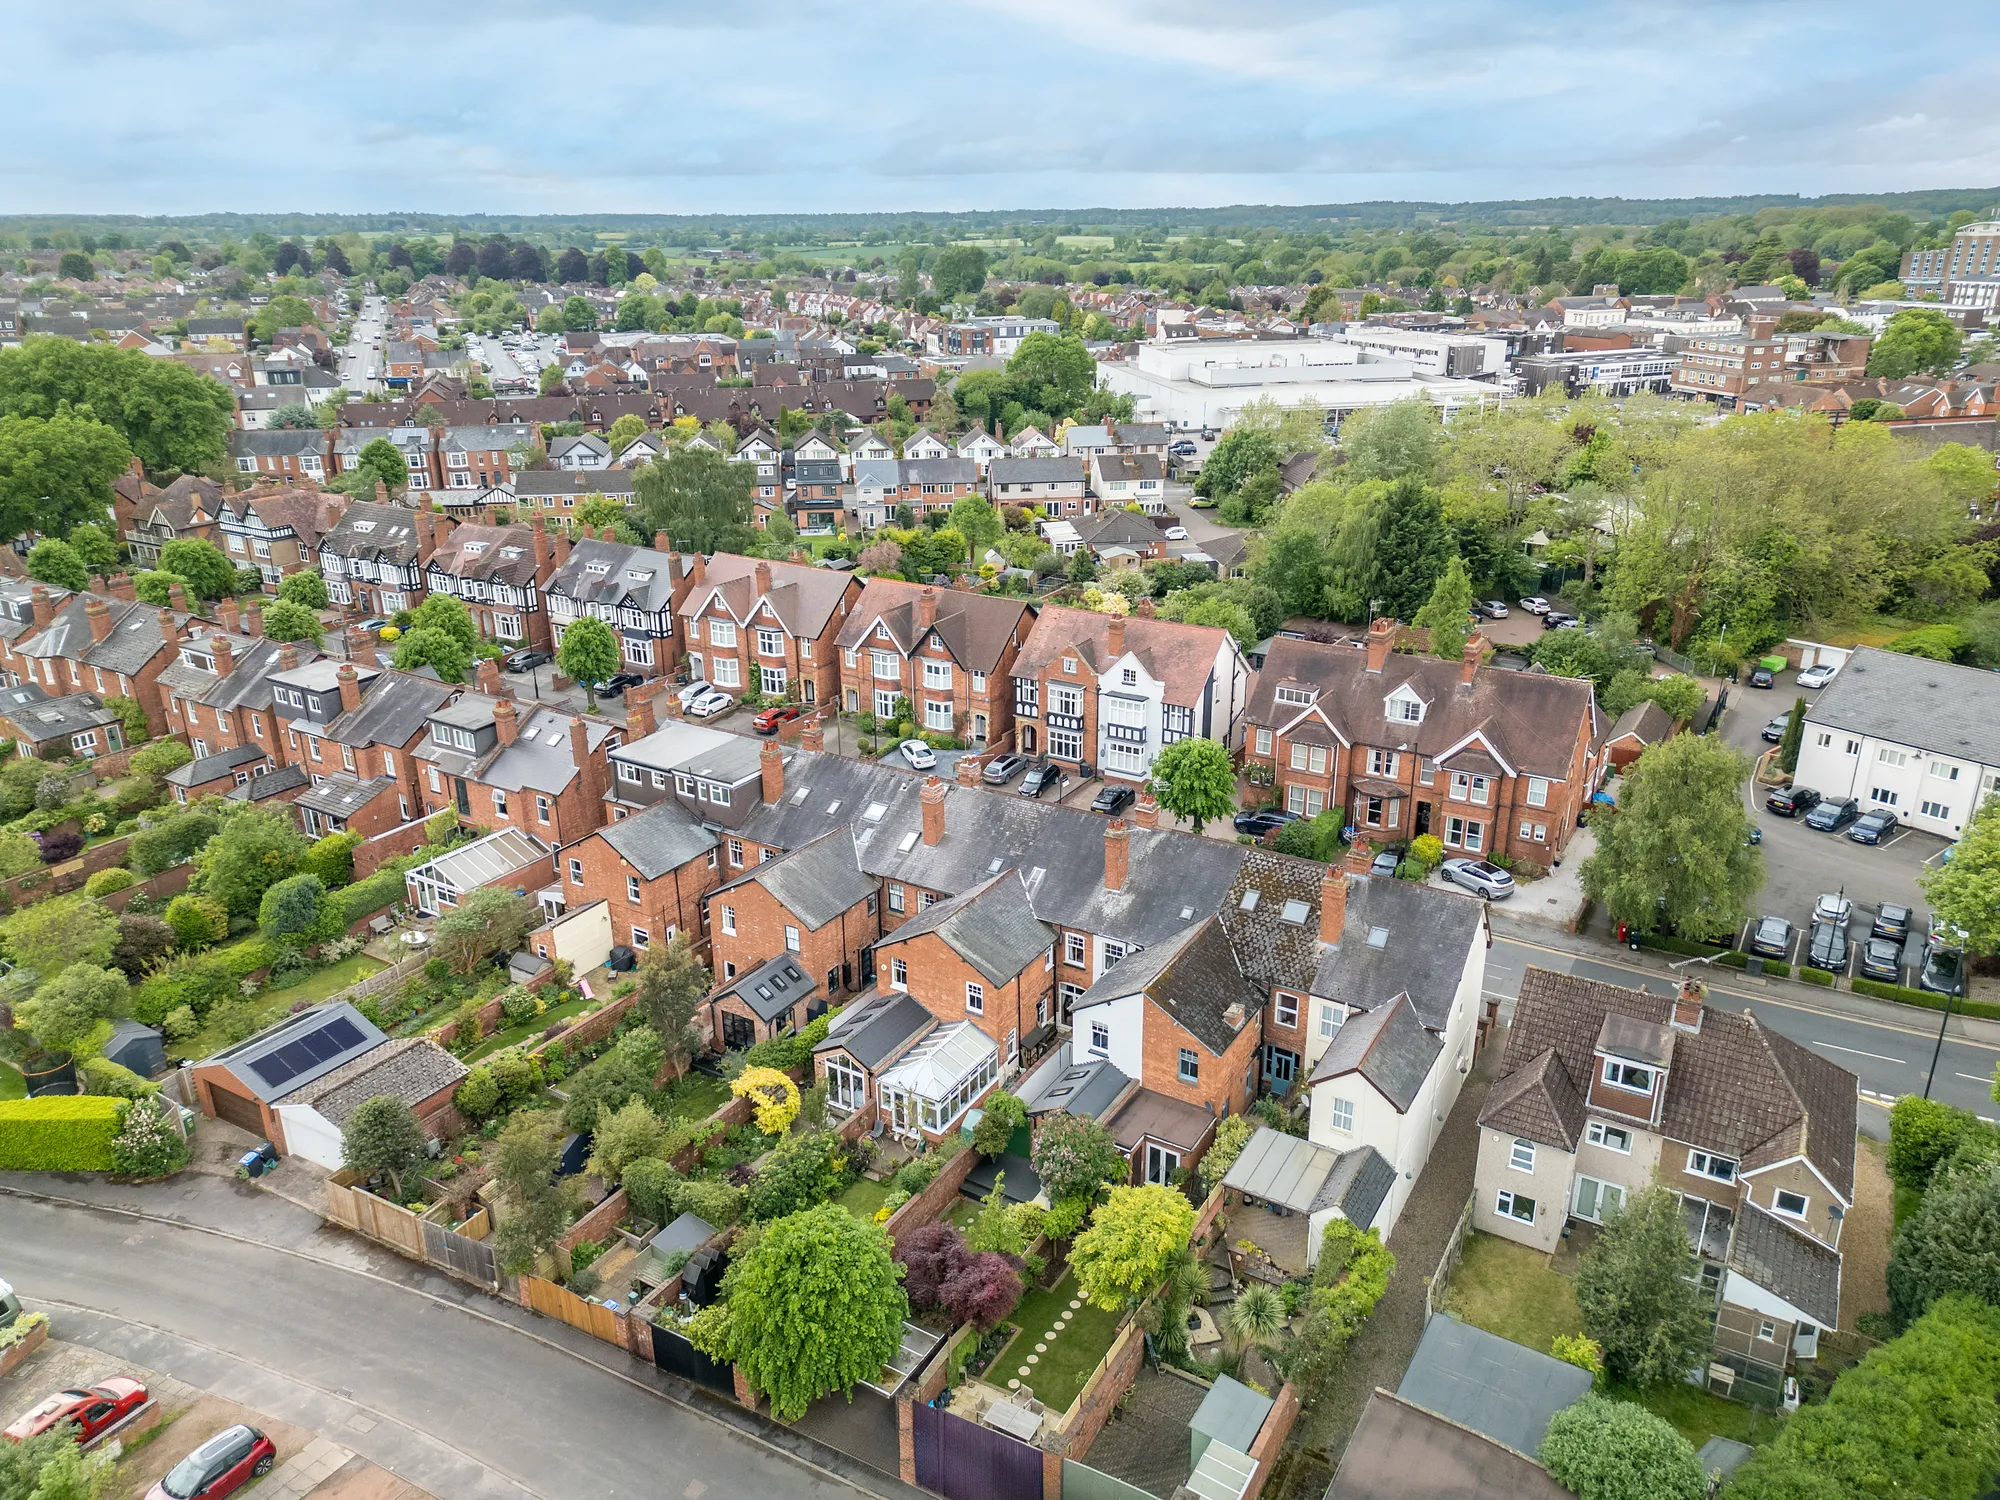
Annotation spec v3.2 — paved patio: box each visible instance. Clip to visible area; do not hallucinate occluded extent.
[1074,1365,1207,1498]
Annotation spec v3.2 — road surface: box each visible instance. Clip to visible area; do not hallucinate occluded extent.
[338,295,388,397]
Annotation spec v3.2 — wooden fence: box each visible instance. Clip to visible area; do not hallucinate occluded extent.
[520,1272,628,1346]
[1425,1190,1476,1325]
[324,1170,427,1259]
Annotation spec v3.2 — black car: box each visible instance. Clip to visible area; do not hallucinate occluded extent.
[1858,935,1905,982]
[1803,796,1862,832]
[1747,915,1794,959]
[504,647,552,673]
[1848,809,1899,844]
[1169,439,1198,456]
[1749,666,1776,688]
[1018,763,1062,798]
[1873,903,1914,942]
[1806,920,1849,973]
[1543,612,1579,629]
[1233,808,1303,838]
[1370,844,1406,878]
[981,753,1031,786]
[1091,785,1136,816]
[1919,939,1964,997]
[1765,784,1821,817]
[591,672,647,698]
[1760,716,1790,744]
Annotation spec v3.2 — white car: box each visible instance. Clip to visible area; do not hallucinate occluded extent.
[1441,857,1515,900]
[898,739,938,770]
[1518,597,1550,615]
[1797,664,1839,690]
[1163,525,1190,541]
[675,678,714,709]
[1481,600,1509,619]
[686,690,733,719]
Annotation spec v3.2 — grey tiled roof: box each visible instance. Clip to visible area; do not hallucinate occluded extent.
[165,744,265,786]
[599,801,718,881]
[320,501,423,567]
[1311,874,1484,1031]
[321,670,452,750]
[1803,645,2000,767]
[228,764,310,801]
[297,773,398,819]
[814,986,934,1071]
[876,871,1052,988]
[545,540,681,616]
[1071,917,1260,1055]
[717,953,815,1023]
[1318,1144,1396,1226]
[7,691,119,743]
[716,829,877,932]
[1729,1201,1841,1328]
[1307,993,1441,1110]
[988,457,1085,486]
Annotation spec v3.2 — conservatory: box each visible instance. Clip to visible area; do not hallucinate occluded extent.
[877,1022,999,1143]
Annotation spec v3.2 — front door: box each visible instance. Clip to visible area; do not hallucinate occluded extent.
[1145,1144,1180,1185]
[1264,1046,1298,1092]
[1415,800,1432,836]
[454,777,470,816]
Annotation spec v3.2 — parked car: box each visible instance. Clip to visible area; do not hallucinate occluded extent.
[1747,915,1794,959]
[1760,716,1790,743]
[1169,439,1198,457]
[1018,763,1062,798]
[1849,809,1899,844]
[897,739,937,770]
[147,1426,276,1500]
[1479,600,1509,619]
[1858,936,1905,982]
[685,689,733,719]
[751,704,802,735]
[1519,597,1550,615]
[1765,784,1821,817]
[1873,903,1914,943]
[502,647,550,673]
[1813,892,1854,926]
[1542,611,1578,629]
[1919,938,1964,997]
[591,672,646,699]
[981,753,1031,785]
[1803,796,1862,832]
[1441,857,1514,899]
[1806,920,1850,973]
[355,617,389,636]
[1091,785,1136,815]
[1232,808,1303,838]
[1797,663,1840,690]
[675,679,714,709]
[1188,495,1216,509]
[1749,666,1776,688]
[1163,526,1190,540]
[1370,844,1406,878]
[5,1380,149,1444]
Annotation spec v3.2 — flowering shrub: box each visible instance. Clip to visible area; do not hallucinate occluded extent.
[731,1065,801,1135]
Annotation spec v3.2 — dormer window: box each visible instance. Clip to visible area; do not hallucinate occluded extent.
[1275,685,1315,707]
[1601,1058,1653,1094]
[1386,686,1425,724]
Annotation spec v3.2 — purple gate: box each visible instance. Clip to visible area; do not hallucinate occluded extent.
[911,1401,1045,1500]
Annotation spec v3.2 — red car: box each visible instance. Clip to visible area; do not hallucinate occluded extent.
[751,704,802,735]
[5,1379,149,1444]
[147,1425,275,1500]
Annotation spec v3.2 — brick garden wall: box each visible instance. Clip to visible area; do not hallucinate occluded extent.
[883,1143,978,1255]
[353,818,429,878]
[100,864,193,911]
[561,1187,629,1251]
[1057,1317,1143,1460]
[1243,1382,1300,1500]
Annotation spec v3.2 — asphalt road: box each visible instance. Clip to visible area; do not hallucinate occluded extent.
[339,295,389,396]
[0,1185,889,1500]
[1486,926,1999,1134]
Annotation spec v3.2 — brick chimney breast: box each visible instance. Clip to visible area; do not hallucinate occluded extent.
[211,634,234,678]
[168,582,189,613]
[1103,817,1130,891]
[336,662,361,714]
[1320,863,1348,945]
[107,574,136,604]
[244,603,264,638]
[85,598,113,643]
[801,713,826,752]
[29,586,52,630]
[760,739,784,805]
[567,716,591,792]
[754,560,772,597]
[654,531,671,552]
[920,775,948,846]
[1107,615,1126,658]
[492,697,518,745]
[215,597,241,635]
[1672,977,1706,1033]
[1460,632,1485,688]
[277,644,300,672]
[1345,845,1375,879]
[1364,616,1395,674]
[918,587,939,632]
[474,657,502,696]
[156,608,177,642]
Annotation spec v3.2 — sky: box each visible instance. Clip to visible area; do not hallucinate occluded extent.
[7,1,2000,216]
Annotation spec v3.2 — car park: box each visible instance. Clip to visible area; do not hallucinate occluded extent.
[1480,600,1509,619]
[147,1425,276,1500]
[1919,938,1964,997]
[1797,663,1839,689]
[1542,611,1578,629]
[897,739,937,770]
[5,1380,149,1444]
[1749,666,1776,688]
[1441,857,1514,899]
[1848,809,1899,844]
[1019,763,1062,798]
[1761,716,1790,743]
[1765,784,1820,816]
[751,704,802,734]
[1091,785,1136,816]
[1232,808,1302,838]
[1803,796,1861,832]
[1806,919,1849,973]
[686,690,733,719]
[1747,915,1794,959]
[981,753,1031,785]
[1858,936,1905,982]
[502,647,551,672]
[1873,903,1913,942]
[1163,525,1190,540]
[1519,597,1550,614]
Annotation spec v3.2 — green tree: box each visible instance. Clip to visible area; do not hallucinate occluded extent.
[350,437,408,495]
[408,591,477,650]
[1372,476,1454,619]
[605,412,648,453]
[132,570,187,607]
[341,1094,426,1198]
[947,493,1002,562]
[277,571,330,610]
[929,245,990,300]
[971,1090,1027,1157]
[1412,554,1474,659]
[1888,1163,2000,1329]
[392,627,470,682]
[1194,429,1279,500]
[58,250,95,281]
[691,1203,908,1421]
[1538,1396,1704,1500]
[2,894,117,979]
[434,886,537,975]
[1778,694,1806,775]
[1071,1185,1196,1311]
[111,1097,190,1179]
[65,521,118,577]
[0,339,235,475]
[259,599,323,644]
[193,807,306,918]
[1888,1095,1984,1196]
[1145,736,1236,834]
[1031,1110,1126,1202]
[632,447,754,554]
[561,295,597,332]
[16,962,125,1056]
[491,1109,584,1276]
[1920,795,2000,961]
[258,872,328,943]
[25,539,88,591]
[162,893,227,951]
[1200,1113,1256,1196]
[1004,332,1096,418]
[556,616,620,707]
[585,1098,668,1186]
[1067,547,1098,584]
[635,934,710,1076]
[157,538,237,600]
[1580,735,1761,941]
[1573,1184,1713,1388]
[0,411,133,542]
[1339,397,1441,484]
[1868,308,1963,378]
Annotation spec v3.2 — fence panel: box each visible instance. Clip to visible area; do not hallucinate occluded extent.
[1425,1192,1475,1324]
[911,1402,1045,1500]
[649,1322,736,1396]
[422,1219,498,1289]
[324,1175,427,1259]
[520,1273,626,1346]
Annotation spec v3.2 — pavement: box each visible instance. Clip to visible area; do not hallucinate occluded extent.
[0,1174,909,1500]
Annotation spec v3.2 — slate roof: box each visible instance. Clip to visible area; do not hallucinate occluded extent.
[545,540,681,616]
[228,764,309,802]
[426,702,616,795]
[286,1037,468,1127]
[1075,512,1162,550]
[1070,917,1260,1055]
[1395,1319,1594,1465]
[320,501,423,566]
[315,669,452,750]
[165,744,265,787]
[1022,1056,1133,1123]
[5,691,120,744]
[1012,604,1232,708]
[678,553,852,640]
[296,773,398,821]
[19,594,191,677]
[1329,1391,1569,1500]
[1311,872,1483,1031]
[513,469,638,499]
[716,953,816,1023]
[1803,645,2000,767]
[1307,993,1441,1110]
[1729,1200,1842,1329]
[833,578,1032,674]
[988,456,1085,486]
[1091,452,1165,483]
[598,800,718,881]
[1246,635,1598,781]
[1480,969,1857,1201]
[876,871,1053,987]
[158,635,301,712]
[815,986,935,1070]
[715,829,877,931]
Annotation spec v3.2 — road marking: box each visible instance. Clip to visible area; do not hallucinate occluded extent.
[1880,829,1912,850]
[1815,1043,1906,1065]
[1957,1073,1992,1084]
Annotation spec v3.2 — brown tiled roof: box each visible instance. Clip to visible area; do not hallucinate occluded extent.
[428,522,542,585]
[1013,604,1233,707]
[1245,636,1597,781]
[1479,1047,1584,1150]
[244,486,343,549]
[1482,969,1855,1200]
[680,553,852,640]
[834,579,1031,673]
[1606,699,1673,746]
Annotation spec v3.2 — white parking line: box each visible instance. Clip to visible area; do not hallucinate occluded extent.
[1879,829,1912,850]
[1816,1042,1907,1065]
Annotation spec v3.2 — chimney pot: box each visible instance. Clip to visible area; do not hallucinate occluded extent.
[754,560,772,596]
[277,644,300,672]
[1672,977,1706,1033]
[1132,793,1159,829]
[28,586,53,630]
[654,530,671,552]
[1345,845,1376,879]
[920,775,948,846]
[1103,817,1130,891]
[1135,597,1155,618]
[760,739,785,805]
[215,597,241,635]
[1365,616,1396,673]
[336,662,361,714]
[211,634,234,678]
[492,698,518,745]
[801,713,826,752]
[168,582,189,613]
[107,573,136,603]
[956,754,982,786]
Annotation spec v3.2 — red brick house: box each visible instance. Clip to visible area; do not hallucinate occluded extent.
[422,514,559,651]
[676,554,862,707]
[416,695,618,848]
[835,581,1032,750]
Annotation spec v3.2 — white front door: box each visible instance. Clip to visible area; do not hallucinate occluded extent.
[1573,1176,1625,1223]
[1145,1144,1180,1185]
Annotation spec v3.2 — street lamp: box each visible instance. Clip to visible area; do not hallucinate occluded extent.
[1923,982,1960,1101]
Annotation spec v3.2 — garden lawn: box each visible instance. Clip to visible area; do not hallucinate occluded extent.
[657,1071,730,1124]
[0,1062,23,1101]
[173,952,387,1061]
[834,1175,891,1222]
[463,990,599,1062]
[991,1272,1125,1414]
[943,1196,981,1231]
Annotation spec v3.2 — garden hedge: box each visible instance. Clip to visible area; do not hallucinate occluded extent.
[1853,976,2000,1022]
[0,1096,123,1171]
[338,865,411,925]
[1797,965,1835,987]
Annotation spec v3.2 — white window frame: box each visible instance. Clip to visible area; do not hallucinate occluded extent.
[1496,1189,1535,1224]
[1586,1121,1631,1154]
[1508,1138,1536,1173]
[966,981,983,1014]
[1329,1097,1355,1133]
[1686,1148,1737,1184]
[1177,1048,1198,1083]
[1601,1058,1653,1094]
[1773,1189,1809,1220]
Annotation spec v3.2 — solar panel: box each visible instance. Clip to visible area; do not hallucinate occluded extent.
[243,1016,368,1090]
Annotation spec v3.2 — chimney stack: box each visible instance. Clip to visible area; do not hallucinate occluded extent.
[107,573,136,603]
[1460,632,1485,689]
[1135,597,1155,619]
[1103,817,1130,891]
[531,515,551,574]
[654,531,671,552]
[433,512,452,554]
[211,634,234,678]
[215,597,241,636]
[1320,862,1349,944]
[374,479,389,505]
[753,560,772,597]
[156,608,177,645]
[168,582,189,613]
[800,713,825,752]
[336,662,361,714]
[277,644,300,672]
[492,698,518,745]
[244,602,264,637]
[345,626,378,667]
[918,587,939,633]
[28,586,52,630]
[1672,977,1706,1033]
[956,754,982,786]
[1364,616,1395,674]
[1133,792,1159,829]
[760,739,784,805]
[626,682,660,739]
[1346,845,1375,879]
[602,525,619,543]
[1107,614,1126,658]
[920,775,947,846]
[554,532,571,567]
[568,716,593,800]
[85,598,113,644]
[474,656,503,697]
